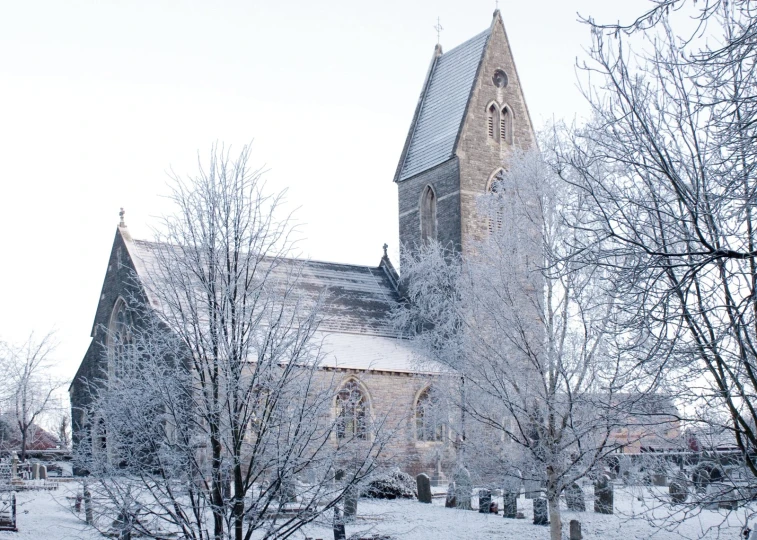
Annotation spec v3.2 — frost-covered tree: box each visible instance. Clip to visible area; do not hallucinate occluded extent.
[0,332,62,461]
[396,149,664,540]
[553,0,757,493]
[77,144,388,540]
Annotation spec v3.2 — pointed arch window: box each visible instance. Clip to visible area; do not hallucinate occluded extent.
[500,105,513,144]
[416,387,444,442]
[487,169,506,233]
[487,104,500,141]
[107,298,133,379]
[420,185,437,244]
[336,380,368,440]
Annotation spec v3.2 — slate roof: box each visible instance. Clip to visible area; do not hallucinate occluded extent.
[127,238,402,339]
[397,29,490,182]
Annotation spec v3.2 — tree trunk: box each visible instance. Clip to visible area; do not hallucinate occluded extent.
[210,424,224,540]
[19,425,27,462]
[546,468,562,540]
[233,460,244,540]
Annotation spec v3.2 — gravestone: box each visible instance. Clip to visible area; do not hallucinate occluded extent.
[10,454,17,480]
[84,485,93,525]
[533,497,549,525]
[444,482,456,508]
[565,482,586,512]
[332,507,346,540]
[669,479,688,504]
[502,491,517,518]
[431,456,446,487]
[569,519,582,540]
[39,465,47,481]
[0,463,10,486]
[416,473,432,504]
[343,486,358,521]
[652,472,667,487]
[453,468,471,510]
[594,474,613,514]
[478,489,492,513]
[32,463,39,480]
[334,469,345,483]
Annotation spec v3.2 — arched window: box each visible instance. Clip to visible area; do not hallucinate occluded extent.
[500,105,513,144]
[420,185,437,244]
[416,387,444,442]
[487,103,500,141]
[487,169,506,233]
[336,380,368,440]
[107,298,133,379]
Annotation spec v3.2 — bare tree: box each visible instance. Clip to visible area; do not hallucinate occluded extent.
[0,332,62,461]
[396,149,662,540]
[550,1,757,495]
[77,144,388,540]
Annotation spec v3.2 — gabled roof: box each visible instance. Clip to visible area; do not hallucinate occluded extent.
[394,27,491,182]
[123,233,403,338]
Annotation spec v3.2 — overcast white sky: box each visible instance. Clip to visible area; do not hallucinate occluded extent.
[0,0,654,389]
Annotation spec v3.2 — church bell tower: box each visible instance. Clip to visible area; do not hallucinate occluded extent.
[394,10,537,257]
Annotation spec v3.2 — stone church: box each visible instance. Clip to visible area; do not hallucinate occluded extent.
[70,10,536,477]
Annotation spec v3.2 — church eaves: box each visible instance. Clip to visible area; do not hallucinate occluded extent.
[394,28,490,182]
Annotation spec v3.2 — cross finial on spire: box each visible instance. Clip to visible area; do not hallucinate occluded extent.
[382,243,389,258]
[434,17,443,45]
[119,207,126,227]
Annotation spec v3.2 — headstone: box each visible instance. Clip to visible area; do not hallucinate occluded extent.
[444,482,457,508]
[32,463,39,480]
[489,501,499,514]
[431,456,446,487]
[652,472,667,486]
[332,507,346,540]
[334,469,345,483]
[478,489,492,513]
[502,491,517,518]
[569,519,583,540]
[10,454,17,480]
[416,474,432,504]
[84,485,93,525]
[0,463,10,486]
[565,482,586,512]
[453,468,471,510]
[343,486,358,521]
[39,465,47,481]
[594,474,613,514]
[669,479,688,504]
[533,497,549,525]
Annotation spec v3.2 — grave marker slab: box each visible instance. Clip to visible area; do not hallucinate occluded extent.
[416,473,432,504]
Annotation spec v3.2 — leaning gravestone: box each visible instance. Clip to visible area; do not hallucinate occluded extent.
[502,491,517,518]
[453,468,472,510]
[478,489,492,513]
[416,473,432,504]
[565,482,586,512]
[533,497,549,525]
[594,474,613,514]
[444,482,456,508]
[569,519,583,540]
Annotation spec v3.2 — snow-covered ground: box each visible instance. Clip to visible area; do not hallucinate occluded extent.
[0,482,751,539]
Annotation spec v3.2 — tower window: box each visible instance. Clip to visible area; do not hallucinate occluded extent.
[420,185,437,244]
[500,105,513,144]
[487,104,500,140]
[488,169,506,233]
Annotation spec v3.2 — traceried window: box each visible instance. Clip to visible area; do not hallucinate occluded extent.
[420,185,437,244]
[500,105,513,144]
[107,298,133,379]
[487,103,500,140]
[336,380,368,440]
[416,387,444,442]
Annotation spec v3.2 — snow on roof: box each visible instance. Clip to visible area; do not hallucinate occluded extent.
[397,29,490,182]
[317,332,448,374]
[123,235,403,340]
